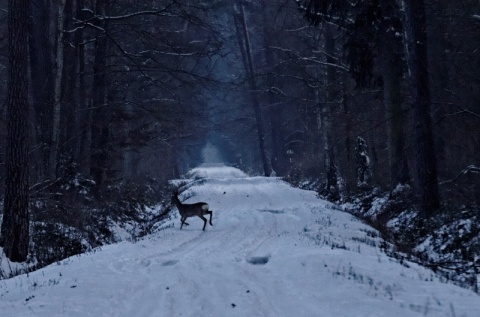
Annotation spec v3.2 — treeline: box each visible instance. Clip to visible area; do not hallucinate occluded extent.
[16,0,220,187]
[212,0,480,290]
[0,0,221,263]
[213,0,480,213]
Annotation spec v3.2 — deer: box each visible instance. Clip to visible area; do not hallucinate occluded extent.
[171,190,213,231]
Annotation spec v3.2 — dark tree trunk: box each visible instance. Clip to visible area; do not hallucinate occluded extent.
[90,0,110,191]
[261,0,284,175]
[61,0,79,156]
[318,26,342,200]
[49,0,67,180]
[234,3,271,176]
[28,0,54,180]
[382,49,410,187]
[404,0,441,217]
[323,153,340,202]
[75,0,90,174]
[380,0,410,187]
[1,0,30,262]
[322,27,335,171]
[427,1,450,177]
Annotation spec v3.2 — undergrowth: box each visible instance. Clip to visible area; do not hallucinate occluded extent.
[1,162,174,279]
[340,185,480,293]
[286,174,480,293]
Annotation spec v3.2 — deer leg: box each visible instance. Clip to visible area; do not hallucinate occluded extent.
[206,210,213,226]
[199,215,208,231]
[180,217,189,229]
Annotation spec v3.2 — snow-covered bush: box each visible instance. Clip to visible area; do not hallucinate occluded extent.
[284,154,323,190]
[355,137,372,189]
[342,186,480,293]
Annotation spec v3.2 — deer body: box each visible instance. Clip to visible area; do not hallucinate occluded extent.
[171,192,213,231]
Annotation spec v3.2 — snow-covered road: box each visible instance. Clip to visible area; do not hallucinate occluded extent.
[1,165,479,316]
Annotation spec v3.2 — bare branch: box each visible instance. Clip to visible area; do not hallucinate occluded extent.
[440,165,480,185]
[269,46,349,71]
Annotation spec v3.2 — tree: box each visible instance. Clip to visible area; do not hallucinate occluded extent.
[1,0,30,262]
[322,25,336,177]
[28,0,54,181]
[49,0,68,180]
[321,154,341,201]
[89,0,109,191]
[296,0,410,188]
[379,0,410,187]
[233,1,272,176]
[295,0,441,213]
[260,0,285,175]
[403,0,441,217]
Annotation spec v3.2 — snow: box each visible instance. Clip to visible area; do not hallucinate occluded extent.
[1,165,480,316]
[186,164,248,179]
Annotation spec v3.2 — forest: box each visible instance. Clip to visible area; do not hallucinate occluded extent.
[0,0,479,291]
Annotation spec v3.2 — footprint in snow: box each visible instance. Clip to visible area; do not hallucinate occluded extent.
[140,259,151,267]
[161,260,178,266]
[246,255,270,265]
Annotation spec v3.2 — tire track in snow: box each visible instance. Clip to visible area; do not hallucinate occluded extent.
[111,173,312,316]
[148,175,289,317]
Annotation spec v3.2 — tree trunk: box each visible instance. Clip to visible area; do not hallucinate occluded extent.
[322,27,335,171]
[382,51,410,187]
[234,3,271,176]
[28,0,54,180]
[75,0,89,174]
[428,0,450,177]
[261,0,284,175]
[404,0,441,217]
[49,0,67,180]
[380,1,410,188]
[320,26,342,200]
[123,96,134,179]
[1,0,30,262]
[61,0,80,157]
[90,0,110,190]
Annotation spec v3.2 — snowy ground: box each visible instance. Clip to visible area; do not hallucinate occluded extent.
[1,165,479,317]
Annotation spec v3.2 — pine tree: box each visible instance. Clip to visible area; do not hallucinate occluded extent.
[1,0,30,262]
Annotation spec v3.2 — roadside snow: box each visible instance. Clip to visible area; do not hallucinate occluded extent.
[1,166,479,316]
